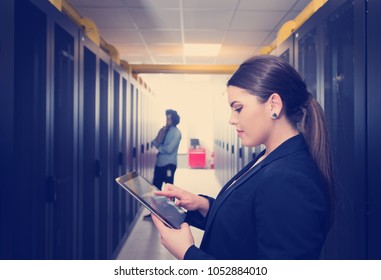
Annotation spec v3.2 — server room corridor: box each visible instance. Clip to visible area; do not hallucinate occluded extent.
[116,167,221,260]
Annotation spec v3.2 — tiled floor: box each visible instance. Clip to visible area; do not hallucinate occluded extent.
[116,167,222,260]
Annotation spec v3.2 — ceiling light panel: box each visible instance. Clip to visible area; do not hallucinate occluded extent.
[184,30,225,44]
[183,44,221,56]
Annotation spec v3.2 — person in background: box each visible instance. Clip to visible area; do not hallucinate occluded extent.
[151,55,334,260]
[144,109,181,219]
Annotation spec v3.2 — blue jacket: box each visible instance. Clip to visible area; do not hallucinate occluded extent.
[184,134,330,260]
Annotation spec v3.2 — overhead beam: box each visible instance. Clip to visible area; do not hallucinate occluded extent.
[130,64,238,74]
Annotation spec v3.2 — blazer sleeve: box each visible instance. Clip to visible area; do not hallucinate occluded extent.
[254,165,329,259]
[184,245,215,260]
[184,195,215,230]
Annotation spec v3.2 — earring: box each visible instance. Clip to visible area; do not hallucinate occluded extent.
[271,112,278,120]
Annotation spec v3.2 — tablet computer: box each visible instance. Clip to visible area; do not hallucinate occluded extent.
[115,171,186,229]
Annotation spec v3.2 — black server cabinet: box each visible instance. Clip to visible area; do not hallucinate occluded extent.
[1,0,144,259]
[111,69,122,253]
[5,0,48,259]
[322,0,367,259]
[295,26,319,99]
[98,58,112,259]
[78,35,100,259]
[130,83,141,218]
[49,19,79,261]
[0,0,14,258]
[367,0,381,259]
[120,77,128,239]
[276,0,369,259]
[110,66,132,258]
[272,36,294,66]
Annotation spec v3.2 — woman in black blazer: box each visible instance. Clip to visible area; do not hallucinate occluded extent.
[152,55,334,260]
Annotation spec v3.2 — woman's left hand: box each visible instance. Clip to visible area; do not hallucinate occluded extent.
[151,215,194,260]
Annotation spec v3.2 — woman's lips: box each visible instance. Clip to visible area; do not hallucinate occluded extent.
[236,129,244,137]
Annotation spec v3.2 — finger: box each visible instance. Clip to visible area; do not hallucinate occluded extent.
[163,184,176,201]
[154,190,176,198]
[175,200,182,207]
[180,222,190,230]
[155,186,180,198]
[151,214,169,233]
[162,184,174,192]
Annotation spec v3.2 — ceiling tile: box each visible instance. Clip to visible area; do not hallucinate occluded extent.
[183,10,234,29]
[224,31,269,45]
[293,0,314,11]
[139,30,182,44]
[230,11,286,31]
[273,11,300,30]
[185,57,217,64]
[67,0,315,68]
[262,32,277,45]
[74,7,135,28]
[129,9,181,29]
[121,0,180,9]
[184,30,225,44]
[100,28,143,44]
[182,0,239,10]
[118,44,148,55]
[149,44,183,56]
[153,56,184,64]
[219,44,257,56]
[238,0,296,11]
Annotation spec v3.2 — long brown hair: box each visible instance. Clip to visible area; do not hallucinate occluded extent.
[227,55,334,208]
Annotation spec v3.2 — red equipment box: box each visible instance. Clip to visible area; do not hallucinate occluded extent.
[188,148,206,168]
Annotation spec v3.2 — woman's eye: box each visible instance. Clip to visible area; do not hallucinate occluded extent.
[234,107,242,113]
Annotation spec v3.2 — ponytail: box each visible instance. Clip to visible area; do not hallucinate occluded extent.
[300,98,335,215]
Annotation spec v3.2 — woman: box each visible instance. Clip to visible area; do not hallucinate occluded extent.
[152,55,334,260]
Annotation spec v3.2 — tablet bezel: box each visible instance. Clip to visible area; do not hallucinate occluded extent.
[115,171,185,229]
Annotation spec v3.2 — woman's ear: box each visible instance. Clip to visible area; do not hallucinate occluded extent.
[268,93,283,119]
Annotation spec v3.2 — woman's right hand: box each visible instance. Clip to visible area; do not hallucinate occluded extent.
[155,184,210,216]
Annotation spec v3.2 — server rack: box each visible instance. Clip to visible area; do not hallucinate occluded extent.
[275,0,369,259]
[366,0,381,259]
[0,0,153,259]
[78,31,99,259]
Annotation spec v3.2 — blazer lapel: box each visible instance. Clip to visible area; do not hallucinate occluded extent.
[205,161,264,229]
[202,134,308,236]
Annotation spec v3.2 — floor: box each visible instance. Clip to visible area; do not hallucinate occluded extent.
[116,167,221,260]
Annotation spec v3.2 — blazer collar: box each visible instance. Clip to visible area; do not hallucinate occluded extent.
[219,134,307,194]
[203,134,308,234]
[255,133,308,169]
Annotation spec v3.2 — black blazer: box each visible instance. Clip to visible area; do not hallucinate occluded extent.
[184,134,330,260]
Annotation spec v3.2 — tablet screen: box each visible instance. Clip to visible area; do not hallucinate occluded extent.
[115,171,186,229]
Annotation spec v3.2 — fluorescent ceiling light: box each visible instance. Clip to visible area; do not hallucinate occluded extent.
[183,44,221,56]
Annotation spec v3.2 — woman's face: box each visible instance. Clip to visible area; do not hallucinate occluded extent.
[227,86,272,147]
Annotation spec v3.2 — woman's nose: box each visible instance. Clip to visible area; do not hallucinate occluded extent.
[229,112,237,125]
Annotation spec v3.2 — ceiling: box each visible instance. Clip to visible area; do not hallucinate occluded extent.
[68,0,312,69]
